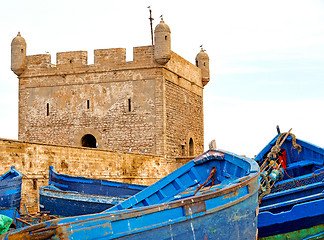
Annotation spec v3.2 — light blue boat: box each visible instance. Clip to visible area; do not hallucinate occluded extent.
[1,149,260,240]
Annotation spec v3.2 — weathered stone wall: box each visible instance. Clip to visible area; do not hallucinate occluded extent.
[17,46,205,159]
[0,138,181,213]
[164,80,204,157]
[161,52,204,158]
[19,69,162,155]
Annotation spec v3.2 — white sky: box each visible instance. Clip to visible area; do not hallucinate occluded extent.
[0,0,323,157]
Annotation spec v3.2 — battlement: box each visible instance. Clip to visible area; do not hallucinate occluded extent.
[57,51,88,66]
[25,46,154,71]
[26,54,52,69]
[94,48,126,65]
[21,46,203,94]
[12,20,209,88]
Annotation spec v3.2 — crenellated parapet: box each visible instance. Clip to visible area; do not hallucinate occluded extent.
[15,44,203,90]
[21,46,156,75]
[12,18,209,89]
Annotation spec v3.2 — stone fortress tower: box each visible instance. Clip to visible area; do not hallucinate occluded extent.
[11,19,210,158]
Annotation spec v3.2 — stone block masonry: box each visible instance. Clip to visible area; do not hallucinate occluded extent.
[17,46,205,158]
[0,138,182,213]
[11,18,210,159]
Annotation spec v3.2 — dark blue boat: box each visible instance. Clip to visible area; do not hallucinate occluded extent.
[39,185,128,217]
[0,167,23,210]
[3,149,260,239]
[48,166,147,197]
[255,132,324,239]
[39,167,147,216]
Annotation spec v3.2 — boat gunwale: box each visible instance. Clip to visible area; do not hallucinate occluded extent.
[254,135,324,163]
[49,166,147,190]
[39,186,128,201]
[0,167,23,183]
[258,197,324,230]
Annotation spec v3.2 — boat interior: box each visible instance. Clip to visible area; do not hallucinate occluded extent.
[258,137,324,213]
[258,137,324,181]
[107,150,257,212]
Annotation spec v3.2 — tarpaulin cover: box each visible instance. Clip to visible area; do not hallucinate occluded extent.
[0,214,13,235]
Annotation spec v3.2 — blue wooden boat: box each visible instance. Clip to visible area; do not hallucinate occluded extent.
[0,167,23,210]
[39,167,147,217]
[39,185,128,217]
[255,131,324,239]
[48,166,147,197]
[2,149,260,239]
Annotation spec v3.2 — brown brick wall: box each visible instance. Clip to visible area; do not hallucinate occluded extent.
[165,80,204,157]
[0,138,180,213]
[19,73,161,155]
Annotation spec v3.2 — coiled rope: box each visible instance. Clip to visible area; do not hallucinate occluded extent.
[267,131,302,159]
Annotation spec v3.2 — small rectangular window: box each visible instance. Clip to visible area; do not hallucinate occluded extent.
[33,179,37,190]
[87,100,90,109]
[46,103,49,116]
[128,98,131,112]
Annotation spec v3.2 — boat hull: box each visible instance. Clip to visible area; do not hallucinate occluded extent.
[0,167,23,210]
[39,167,146,217]
[111,192,259,240]
[49,166,146,197]
[258,197,324,238]
[39,186,126,217]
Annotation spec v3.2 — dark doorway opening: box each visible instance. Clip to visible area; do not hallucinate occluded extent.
[81,134,97,148]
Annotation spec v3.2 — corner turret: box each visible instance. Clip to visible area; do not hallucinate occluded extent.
[11,32,27,76]
[195,47,210,87]
[154,17,171,65]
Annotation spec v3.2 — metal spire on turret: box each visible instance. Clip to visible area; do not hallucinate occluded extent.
[148,6,154,46]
